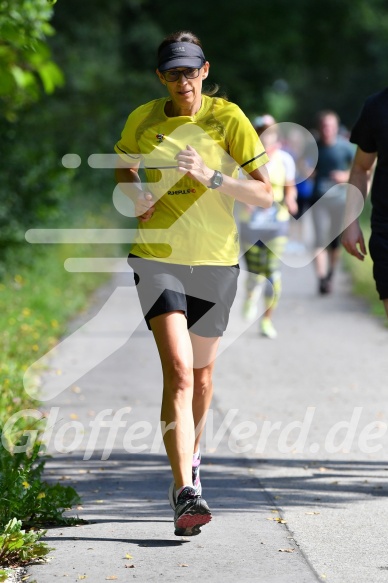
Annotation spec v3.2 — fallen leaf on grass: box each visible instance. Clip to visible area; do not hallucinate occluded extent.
[278,548,295,553]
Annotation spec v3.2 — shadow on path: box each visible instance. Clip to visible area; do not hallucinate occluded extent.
[44,452,388,521]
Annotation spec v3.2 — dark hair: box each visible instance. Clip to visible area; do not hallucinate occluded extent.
[157,31,220,97]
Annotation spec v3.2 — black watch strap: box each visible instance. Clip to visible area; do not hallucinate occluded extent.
[209,170,223,189]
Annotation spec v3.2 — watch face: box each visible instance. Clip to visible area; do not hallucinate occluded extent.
[211,171,223,188]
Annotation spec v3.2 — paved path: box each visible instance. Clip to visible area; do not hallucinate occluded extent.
[28,246,388,583]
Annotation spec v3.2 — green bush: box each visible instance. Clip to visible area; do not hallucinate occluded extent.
[0,518,52,570]
[0,440,81,529]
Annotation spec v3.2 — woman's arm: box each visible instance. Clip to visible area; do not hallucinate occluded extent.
[175,145,273,208]
[115,159,155,222]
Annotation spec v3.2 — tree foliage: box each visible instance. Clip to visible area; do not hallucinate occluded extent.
[1,0,388,253]
[144,0,388,125]
[0,0,64,119]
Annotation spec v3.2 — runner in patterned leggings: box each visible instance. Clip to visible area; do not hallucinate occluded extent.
[240,115,297,339]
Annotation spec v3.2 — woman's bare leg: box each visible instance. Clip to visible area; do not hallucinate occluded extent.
[190,333,220,452]
[150,311,194,490]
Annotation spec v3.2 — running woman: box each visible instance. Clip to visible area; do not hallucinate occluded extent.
[114,30,272,536]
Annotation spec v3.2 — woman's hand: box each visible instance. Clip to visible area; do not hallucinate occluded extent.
[175,145,213,185]
[175,145,273,208]
[136,192,155,222]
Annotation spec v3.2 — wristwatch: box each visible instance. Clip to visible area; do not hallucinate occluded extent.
[208,170,223,189]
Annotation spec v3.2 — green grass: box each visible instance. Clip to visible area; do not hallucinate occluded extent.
[0,238,114,427]
[0,203,129,570]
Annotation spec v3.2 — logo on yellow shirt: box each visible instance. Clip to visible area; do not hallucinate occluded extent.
[167,188,196,195]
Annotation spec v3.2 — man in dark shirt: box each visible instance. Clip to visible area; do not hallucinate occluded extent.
[342,89,388,317]
[311,110,354,294]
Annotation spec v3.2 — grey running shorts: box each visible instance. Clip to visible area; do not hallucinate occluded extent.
[127,254,239,337]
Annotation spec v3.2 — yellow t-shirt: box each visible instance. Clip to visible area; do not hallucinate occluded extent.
[114,95,268,265]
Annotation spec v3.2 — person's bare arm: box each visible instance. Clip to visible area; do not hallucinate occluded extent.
[115,158,155,222]
[175,145,273,208]
[341,147,376,260]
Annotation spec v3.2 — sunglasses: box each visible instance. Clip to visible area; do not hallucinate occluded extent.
[161,67,201,82]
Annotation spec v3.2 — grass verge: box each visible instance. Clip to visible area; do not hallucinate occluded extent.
[0,204,129,575]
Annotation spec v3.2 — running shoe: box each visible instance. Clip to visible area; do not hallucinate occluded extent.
[260,317,277,339]
[174,486,212,537]
[318,277,332,295]
[168,453,202,510]
[168,466,202,510]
